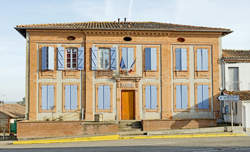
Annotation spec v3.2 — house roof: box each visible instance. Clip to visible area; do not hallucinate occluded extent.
[15,21,232,38]
[222,49,250,63]
[223,90,250,101]
[0,104,25,118]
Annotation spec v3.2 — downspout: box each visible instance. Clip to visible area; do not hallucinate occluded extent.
[25,32,30,120]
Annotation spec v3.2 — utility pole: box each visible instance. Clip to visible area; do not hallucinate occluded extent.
[231,101,234,132]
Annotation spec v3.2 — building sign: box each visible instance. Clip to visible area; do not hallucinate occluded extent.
[218,95,240,101]
[120,83,135,88]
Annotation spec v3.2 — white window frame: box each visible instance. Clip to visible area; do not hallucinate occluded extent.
[97,48,111,70]
[66,47,78,70]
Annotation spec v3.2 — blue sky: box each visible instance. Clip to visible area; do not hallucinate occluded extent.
[0,0,250,102]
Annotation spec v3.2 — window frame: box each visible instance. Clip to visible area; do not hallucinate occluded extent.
[194,46,211,79]
[174,83,190,112]
[38,83,57,113]
[95,83,113,113]
[62,83,80,112]
[65,47,78,70]
[119,45,137,74]
[143,83,160,112]
[194,83,211,112]
[228,67,240,91]
[173,45,189,79]
[97,47,111,70]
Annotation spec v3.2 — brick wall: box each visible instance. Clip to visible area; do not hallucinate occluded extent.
[142,119,216,131]
[17,121,119,139]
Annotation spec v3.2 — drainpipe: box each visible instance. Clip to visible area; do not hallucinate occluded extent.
[25,32,30,120]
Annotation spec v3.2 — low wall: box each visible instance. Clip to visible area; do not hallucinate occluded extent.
[17,121,119,140]
[142,119,216,131]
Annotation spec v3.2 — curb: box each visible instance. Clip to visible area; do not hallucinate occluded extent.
[12,133,246,145]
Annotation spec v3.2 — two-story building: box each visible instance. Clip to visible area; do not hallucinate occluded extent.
[15,21,231,131]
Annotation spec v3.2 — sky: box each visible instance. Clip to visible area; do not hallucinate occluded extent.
[0,0,250,102]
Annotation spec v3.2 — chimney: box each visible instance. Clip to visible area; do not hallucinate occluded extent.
[124,17,127,22]
[118,18,120,23]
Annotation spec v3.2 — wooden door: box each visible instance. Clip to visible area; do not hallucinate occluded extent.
[121,91,135,120]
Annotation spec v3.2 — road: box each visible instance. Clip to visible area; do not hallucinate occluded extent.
[1,136,250,152]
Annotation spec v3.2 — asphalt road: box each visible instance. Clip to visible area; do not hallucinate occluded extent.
[1,136,250,152]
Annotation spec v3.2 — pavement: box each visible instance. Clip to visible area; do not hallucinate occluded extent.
[1,136,250,152]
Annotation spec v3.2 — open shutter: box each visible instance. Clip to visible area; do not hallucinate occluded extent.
[181,48,187,70]
[91,47,98,70]
[203,85,209,109]
[48,47,54,70]
[41,86,48,110]
[175,48,181,71]
[197,85,203,109]
[128,48,134,69]
[197,49,202,71]
[110,47,117,70]
[202,49,208,71]
[98,86,104,109]
[103,86,111,110]
[151,48,157,71]
[57,47,64,70]
[65,85,71,110]
[150,86,157,109]
[145,48,151,71]
[181,85,188,109]
[41,47,48,70]
[176,85,182,109]
[77,47,84,70]
[47,85,54,110]
[71,85,78,110]
[145,86,150,109]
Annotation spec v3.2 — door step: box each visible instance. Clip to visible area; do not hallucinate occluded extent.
[119,121,142,132]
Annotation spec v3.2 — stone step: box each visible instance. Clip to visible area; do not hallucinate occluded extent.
[119,128,142,132]
[118,131,147,136]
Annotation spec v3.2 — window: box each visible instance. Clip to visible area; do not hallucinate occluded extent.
[66,48,78,69]
[228,67,239,91]
[145,48,157,71]
[64,85,78,110]
[120,47,135,70]
[41,85,55,110]
[97,85,111,110]
[197,48,208,71]
[197,85,209,109]
[41,46,54,70]
[57,47,84,70]
[176,85,188,110]
[145,85,157,110]
[91,47,116,70]
[175,48,187,71]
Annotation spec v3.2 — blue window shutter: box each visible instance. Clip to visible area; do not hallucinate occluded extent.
[41,86,48,110]
[175,48,181,71]
[181,48,187,70]
[122,48,128,69]
[182,85,188,109]
[128,48,134,69]
[48,47,54,70]
[41,47,48,70]
[103,86,111,109]
[203,85,209,109]
[151,48,157,71]
[110,47,117,70]
[145,86,151,109]
[197,49,202,71]
[57,47,64,70]
[98,86,104,109]
[65,85,71,110]
[145,48,151,71]
[197,85,203,109]
[202,49,208,71]
[77,47,84,70]
[176,85,182,109]
[70,85,78,110]
[47,85,54,110]
[91,47,98,70]
[150,86,157,109]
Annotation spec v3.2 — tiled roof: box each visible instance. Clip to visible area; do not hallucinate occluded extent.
[222,49,250,63]
[0,104,25,118]
[223,90,250,101]
[15,21,232,38]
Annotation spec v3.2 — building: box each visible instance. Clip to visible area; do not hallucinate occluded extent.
[221,50,250,131]
[15,21,231,127]
[0,103,25,133]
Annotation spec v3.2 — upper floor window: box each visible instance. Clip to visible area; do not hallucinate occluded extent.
[120,47,135,70]
[66,48,78,69]
[41,46,54,71]
[175,48,187,71]
[145,48,157,71]
[197,48,208,71]
[228,67,239,91]
[91,47,116,70]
